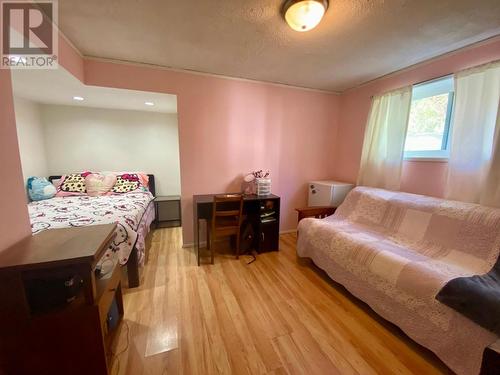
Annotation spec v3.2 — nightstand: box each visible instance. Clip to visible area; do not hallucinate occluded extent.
[295,206,337,223]
[155,195,182,228]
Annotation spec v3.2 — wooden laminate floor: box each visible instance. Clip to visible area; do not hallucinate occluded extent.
[111,227,452,375]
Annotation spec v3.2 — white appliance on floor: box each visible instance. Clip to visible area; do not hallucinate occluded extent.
[308,180,354,207]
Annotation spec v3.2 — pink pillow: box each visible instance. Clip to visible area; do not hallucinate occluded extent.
[137,173,149,188]
[85,173,117,197]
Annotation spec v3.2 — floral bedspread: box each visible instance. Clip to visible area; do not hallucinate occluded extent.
[29,191,155,265]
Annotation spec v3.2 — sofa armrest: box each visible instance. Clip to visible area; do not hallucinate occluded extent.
[295,206,337,223]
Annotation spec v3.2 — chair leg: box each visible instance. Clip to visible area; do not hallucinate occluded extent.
[197,219,200,266]
[206,222,215,265]
[235,233,240,260]
[206,221,210,250]
[210,234,215,265]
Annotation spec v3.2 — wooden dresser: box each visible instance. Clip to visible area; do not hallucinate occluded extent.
[0,224,122,375]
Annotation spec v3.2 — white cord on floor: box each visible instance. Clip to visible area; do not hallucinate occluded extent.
[110,320,130,375]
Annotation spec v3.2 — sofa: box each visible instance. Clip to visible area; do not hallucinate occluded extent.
[297,186,500,375]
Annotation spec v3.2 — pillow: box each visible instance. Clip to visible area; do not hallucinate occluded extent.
[111,173,143,194]
[56,172,92,197]
[27,177,56,201]
[137,173,149,189]
[436,256,500,335]
[103,171,149,190]
[85,173,116,197]
[51,178,62,188]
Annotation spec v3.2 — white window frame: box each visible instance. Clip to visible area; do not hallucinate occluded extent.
[404,75,454,160]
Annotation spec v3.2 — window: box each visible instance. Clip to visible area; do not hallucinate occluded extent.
[404,76,454,159]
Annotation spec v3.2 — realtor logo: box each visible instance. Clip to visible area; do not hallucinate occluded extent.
[1,0,58,69]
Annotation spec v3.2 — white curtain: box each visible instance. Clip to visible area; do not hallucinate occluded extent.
[445,61,500,207]
[357,86,412,190]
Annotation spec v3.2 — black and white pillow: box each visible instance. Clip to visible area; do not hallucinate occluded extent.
[58,173,88,194]
[111,174,141,194]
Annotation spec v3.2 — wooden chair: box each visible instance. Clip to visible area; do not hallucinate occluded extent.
[206,194,244,264]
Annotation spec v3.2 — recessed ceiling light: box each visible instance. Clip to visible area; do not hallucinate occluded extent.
[145,102,155,106]
[73,96,84,101]
[282,0,328,32]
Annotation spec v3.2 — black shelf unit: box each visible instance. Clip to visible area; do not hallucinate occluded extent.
[257,197,280,252]
[155,195,182,228]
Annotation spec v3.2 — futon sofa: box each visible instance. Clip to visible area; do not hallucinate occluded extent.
[297,187,500,375]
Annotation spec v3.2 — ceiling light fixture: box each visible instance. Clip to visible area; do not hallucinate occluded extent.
[282,0,328,32]
[144,102,155,106]
[73,96,84,101]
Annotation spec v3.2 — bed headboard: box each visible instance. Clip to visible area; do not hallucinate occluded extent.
[148,175,156,197]
[48,174,156,197]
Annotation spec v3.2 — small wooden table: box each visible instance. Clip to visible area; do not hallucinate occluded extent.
[295,206,337,223]
[0,224,122,375]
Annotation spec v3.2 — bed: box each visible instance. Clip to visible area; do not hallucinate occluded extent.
[27,174,156,288]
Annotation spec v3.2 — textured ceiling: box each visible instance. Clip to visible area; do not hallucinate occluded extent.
[58,0,500,92]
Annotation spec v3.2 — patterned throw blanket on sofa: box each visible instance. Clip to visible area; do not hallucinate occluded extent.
[297,187,500,375]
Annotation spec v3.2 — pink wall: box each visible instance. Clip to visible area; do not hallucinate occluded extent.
[0,35,339,250]
[58,34,85,82]
[334,37,500,197]
[0,35,86,252]
[82,59,339,244]
[0,69,31,250]
[2,33,499,251]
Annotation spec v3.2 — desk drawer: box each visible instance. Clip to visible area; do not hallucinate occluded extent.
[96,265,121,325]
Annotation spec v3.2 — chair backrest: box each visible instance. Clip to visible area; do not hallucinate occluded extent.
[211,194,244,235]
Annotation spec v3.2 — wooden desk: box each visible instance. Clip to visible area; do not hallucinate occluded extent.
[0,224,122,375]
[193,194,280,265]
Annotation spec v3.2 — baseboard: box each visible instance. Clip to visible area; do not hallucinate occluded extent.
[280,229,297,235]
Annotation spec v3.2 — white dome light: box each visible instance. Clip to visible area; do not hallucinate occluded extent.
[283,0,328,32]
